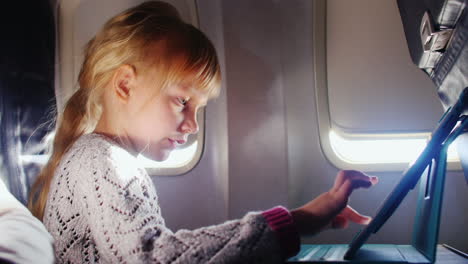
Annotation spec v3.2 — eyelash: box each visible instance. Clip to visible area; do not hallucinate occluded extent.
[177,97,189,107]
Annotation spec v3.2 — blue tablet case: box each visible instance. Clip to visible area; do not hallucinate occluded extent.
[289,88,468,263]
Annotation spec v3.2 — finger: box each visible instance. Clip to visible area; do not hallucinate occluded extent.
[334,179,367,200]
[335,174,379,199]
[333,170,347,191]
[331,215,349,229]
[333,170,378,192]
[341,205,372,225]
[333,170,364,190]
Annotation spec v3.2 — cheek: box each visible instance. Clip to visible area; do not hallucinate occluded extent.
[146,104,183,135]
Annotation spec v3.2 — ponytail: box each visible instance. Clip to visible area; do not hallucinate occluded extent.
[29,88,95,220]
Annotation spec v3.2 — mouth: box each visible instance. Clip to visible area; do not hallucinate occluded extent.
[168,138,187,148]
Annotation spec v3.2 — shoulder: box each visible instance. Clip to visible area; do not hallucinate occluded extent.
[50,132,156,209]
[63,133,138,170]
[69,133,150,185]
[55,133,148,191]
[68,133,128,159]
[66,135,159,216]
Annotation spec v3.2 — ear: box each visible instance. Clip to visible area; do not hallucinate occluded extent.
[112,64,137,102]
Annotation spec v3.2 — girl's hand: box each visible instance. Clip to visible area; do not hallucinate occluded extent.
[290,170,378,236]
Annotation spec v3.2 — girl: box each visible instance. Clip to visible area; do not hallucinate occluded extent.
[29,1,378,263]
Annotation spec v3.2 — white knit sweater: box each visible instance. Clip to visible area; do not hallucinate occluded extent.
[43,133,297,263]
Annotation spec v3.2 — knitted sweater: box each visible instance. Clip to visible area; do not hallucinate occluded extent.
[43,133,299,263]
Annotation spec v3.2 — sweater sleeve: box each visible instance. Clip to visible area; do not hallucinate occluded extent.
[80,154,296,263]
[262,206,300,258]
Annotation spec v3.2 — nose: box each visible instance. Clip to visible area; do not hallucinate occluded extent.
[180,112,199,135]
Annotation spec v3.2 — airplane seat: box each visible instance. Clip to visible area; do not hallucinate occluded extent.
[0,0,56,205]
[397,0,468,181]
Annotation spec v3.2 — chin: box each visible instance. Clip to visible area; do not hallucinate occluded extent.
[142,149,171,162]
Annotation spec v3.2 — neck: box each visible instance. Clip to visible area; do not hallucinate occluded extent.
[94,116,139,157]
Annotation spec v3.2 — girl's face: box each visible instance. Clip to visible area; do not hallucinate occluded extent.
[123,70,209,161]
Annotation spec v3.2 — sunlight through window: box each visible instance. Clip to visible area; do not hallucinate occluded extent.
[21,141,199,170]
[137,141,198,169]
[329,131,460,164]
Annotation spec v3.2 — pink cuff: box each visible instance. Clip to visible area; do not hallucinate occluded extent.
[262,206,300,258]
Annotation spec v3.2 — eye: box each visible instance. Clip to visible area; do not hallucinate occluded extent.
[177,97,189,106]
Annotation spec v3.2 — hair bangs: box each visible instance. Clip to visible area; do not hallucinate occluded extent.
[164,28,221,99]
[184,54,221,99]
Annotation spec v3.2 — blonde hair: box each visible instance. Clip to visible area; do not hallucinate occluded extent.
[29,1,221,220]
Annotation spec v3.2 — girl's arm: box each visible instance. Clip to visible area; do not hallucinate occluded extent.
[79,154,297,263]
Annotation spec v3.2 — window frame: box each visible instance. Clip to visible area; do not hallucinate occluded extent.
[312,0,461,172]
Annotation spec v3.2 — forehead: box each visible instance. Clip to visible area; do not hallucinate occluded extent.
[166,81,210,105]
[138,66,213,105]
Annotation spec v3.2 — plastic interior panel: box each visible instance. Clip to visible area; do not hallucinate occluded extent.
[327,0,443,135]
[312,0,461,171]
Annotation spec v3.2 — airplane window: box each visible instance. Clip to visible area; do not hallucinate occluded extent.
[313,0,461,171]
[139,141,198,168]
[58,0,202,176]
[328,131,460,165]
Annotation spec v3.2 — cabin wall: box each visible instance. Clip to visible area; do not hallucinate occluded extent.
[152,0,468,251]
